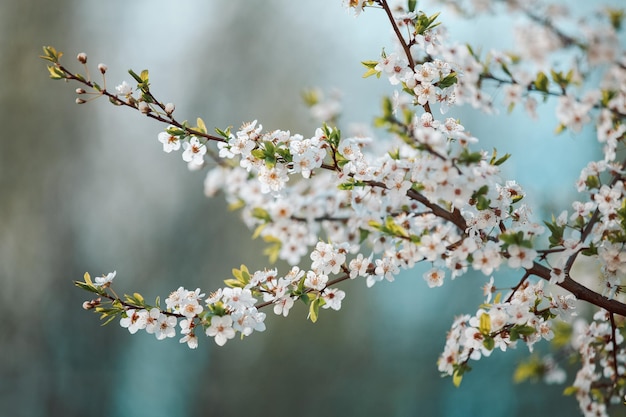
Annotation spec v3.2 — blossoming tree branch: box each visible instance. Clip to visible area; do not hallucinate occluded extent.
[43,0,626,415]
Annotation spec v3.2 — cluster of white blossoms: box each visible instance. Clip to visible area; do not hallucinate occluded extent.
[43,0,626,415]
[438,280,575,377]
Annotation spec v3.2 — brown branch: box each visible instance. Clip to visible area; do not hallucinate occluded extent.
[254,273,351,310]
[377,0,415,70]
[57,64,226,143]
[527,262,626,317]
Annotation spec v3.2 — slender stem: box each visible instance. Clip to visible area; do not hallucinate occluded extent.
[505,272,530,303]
[610,313,620,386]
[58,64,226,143]
[527,262,626,316]
[377,0,415,70]
[254,273,351,310]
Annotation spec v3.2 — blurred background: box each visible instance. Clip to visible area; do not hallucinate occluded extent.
[0,1,622,416]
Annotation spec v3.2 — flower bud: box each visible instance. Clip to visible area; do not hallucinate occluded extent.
[98,63,107,74]
[76,98,86,104]
[82,298,101,310]
[165,102,175,115]
[138,102,150,114]
[77,53,87,64]
[76,88,86,94]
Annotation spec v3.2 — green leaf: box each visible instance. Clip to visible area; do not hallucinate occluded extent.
[362,67,379,79]
[215,126,232,139]
[252,223,266,239]
[359,228,370,244]
[231,265,251,286]
[84,272,93,286]
[437,72,457,89]
[476,195,491,210]
[262,236,282,264]
[224,278,245,288]
[452,370,463,387]
[301,88,319,107]
[128,69,143,83]
[479,312,491,334]
[196,117,207,134]
[361,60,379,69]
[166,126,186,136]
[408,0,417,12]
[361,60,380,79]
[228,199,245,211]
[513,355,543,383]
[47,65,66,80]
[489,149,511,166]
[308,297,325,323]
[533,71,549,93]
[457,148,483,165]
[551,321,572,349]
[482,336,495,351]
[606,7,624,30]
[74,281,99,294]
[510,324,536,341]
[40,46,62,63]
[101,314,118,326]
[554,123,566,134]
[251,207,272,223]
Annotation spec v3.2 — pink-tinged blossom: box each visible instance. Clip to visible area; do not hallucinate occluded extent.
[258,164,289,194]
[180,299,203,319]
[232,307,266,336]
[304,271,328,291]
[179,332,199,349]
[418,233,447,262]
[506,303,532,325]
[507,245,537,270]
[373,256,399,284]
[182,137,207,165]
[158,130,181,153]
[311,241,346,275]
[482,277,495,303]
[154,313,177,340]
[115,81,132,97]
[598,242,626,275]
[550,294,577,319]
[375,52,410,85]
[94,271,116,287]
[502,84,524,109]
[488,306,508,332]
[274,296,295,317]
[206,315,236,346]
[556,95,592,133]
[322,287,345,310]
[144,308,162,335]
[349,253,371,279]
[423,268,445,288]
[471,241,502,275]
[120,309,147,334]
[594,182,623,216]
[342,0,365,16]
[222,287,256,311]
